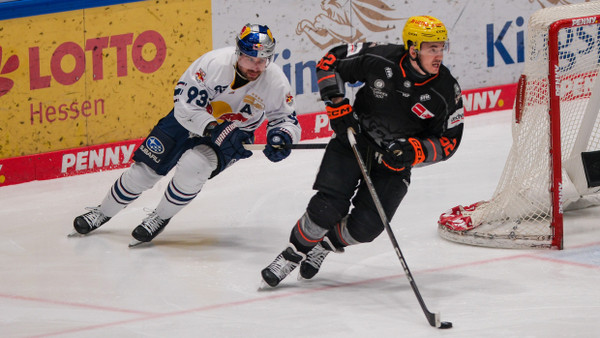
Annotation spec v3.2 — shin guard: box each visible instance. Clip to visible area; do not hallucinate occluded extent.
[290,212,328,253]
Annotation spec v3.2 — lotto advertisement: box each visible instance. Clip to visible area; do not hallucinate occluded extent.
[0,0,212,184]
[0,0,211,158]
[0,0,592,186]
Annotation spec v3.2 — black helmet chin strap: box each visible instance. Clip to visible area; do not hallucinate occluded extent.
[406,50,432,81]
[409,50,433,77]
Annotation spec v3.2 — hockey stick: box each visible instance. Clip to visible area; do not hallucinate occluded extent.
[243,143,327,150]
[347,128,452,329]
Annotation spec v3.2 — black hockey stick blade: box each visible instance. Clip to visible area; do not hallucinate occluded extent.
[243,143,327,150]
[347,128,452,329]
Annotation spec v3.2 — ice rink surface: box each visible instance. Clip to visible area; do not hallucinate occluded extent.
[1,110,600,337]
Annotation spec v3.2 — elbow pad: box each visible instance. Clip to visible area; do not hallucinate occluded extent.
[317,69,345,102]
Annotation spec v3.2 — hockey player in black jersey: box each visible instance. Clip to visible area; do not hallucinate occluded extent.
[262,16,465,287]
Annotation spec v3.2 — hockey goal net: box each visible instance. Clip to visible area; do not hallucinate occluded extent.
[438,2,600,249]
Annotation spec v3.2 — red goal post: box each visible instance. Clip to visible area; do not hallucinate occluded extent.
[438,3,600,250]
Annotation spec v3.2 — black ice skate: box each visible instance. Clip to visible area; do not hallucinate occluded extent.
[71,207,111,235]
[261,245,305,288]
[299,237,343,280]
[129,210,171,247]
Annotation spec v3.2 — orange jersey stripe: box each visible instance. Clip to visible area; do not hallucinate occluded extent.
[317,74,336,84]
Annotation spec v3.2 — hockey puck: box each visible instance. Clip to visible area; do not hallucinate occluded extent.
[439,321,453,329]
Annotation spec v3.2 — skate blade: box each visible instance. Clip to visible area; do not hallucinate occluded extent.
[257,280,274,291]
[128,239,150,248]
[67,231,84,238]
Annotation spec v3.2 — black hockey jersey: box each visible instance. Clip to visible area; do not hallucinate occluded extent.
[317,42,464,166]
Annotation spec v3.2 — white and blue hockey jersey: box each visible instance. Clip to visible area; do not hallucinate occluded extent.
[173,46,301,143]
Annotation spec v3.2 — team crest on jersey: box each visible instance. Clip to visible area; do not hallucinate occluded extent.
[285,93,294,106]
[146,136,165,154]
[411,103,435,119]
[384,67,393,79]
[370,79,387,99]
[195,68,206,82]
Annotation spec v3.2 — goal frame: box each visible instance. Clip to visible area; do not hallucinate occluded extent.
[548,15,600,249]
[439,9,600,250]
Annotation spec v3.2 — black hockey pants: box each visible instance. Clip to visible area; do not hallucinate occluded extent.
[306,134,411,245]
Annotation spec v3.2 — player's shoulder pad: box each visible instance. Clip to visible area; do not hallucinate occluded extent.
[199,47,236,71]
[436,65,463,107]
[262,62,291,89]
[345,43,403,67]
[325,41,374,59]
[436,65,460,90]
[191,47,236,84]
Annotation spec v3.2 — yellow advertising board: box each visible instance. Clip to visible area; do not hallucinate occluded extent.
[0,0,212,158]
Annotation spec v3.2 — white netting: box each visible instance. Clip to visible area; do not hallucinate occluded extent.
[439,2,600,249]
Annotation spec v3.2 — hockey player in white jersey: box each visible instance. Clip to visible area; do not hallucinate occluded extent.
[71,23,301,246]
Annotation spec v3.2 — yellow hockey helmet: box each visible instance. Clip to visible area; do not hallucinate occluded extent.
[402,16,448,51]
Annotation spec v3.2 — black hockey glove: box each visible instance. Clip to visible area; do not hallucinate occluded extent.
[379,138,426,171]
[263,128,293,162]
[325,98,360,135]
[210,121,253,166]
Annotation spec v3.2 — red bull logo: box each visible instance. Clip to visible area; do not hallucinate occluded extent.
[195,68,206,82]
[210,97,260,123]
[217,112,249,123]
[285,93,294,105]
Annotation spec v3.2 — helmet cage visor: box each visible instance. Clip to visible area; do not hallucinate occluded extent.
[416,40,450,56]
